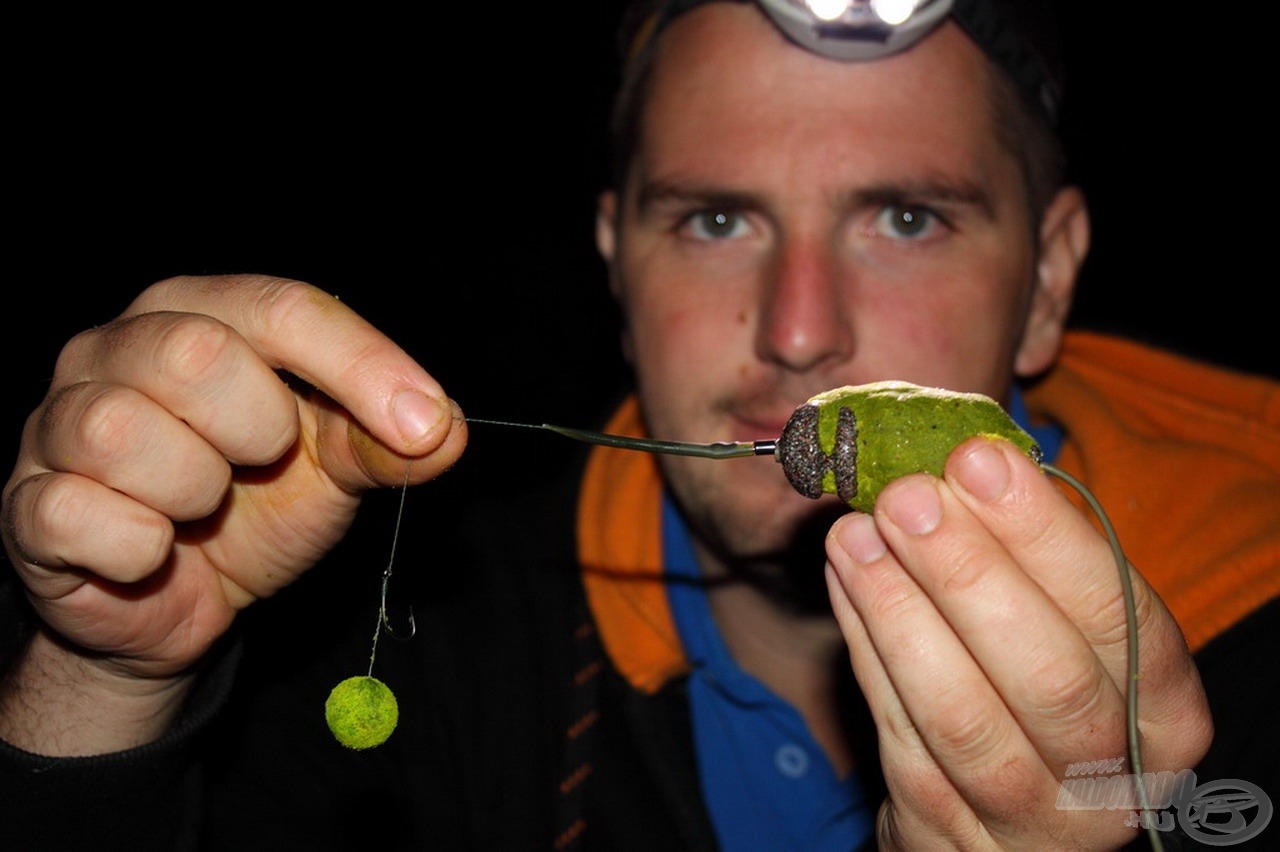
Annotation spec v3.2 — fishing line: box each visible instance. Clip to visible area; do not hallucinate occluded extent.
[368,462,417,676]
[323,461,413,751]
[1045,463,1161,852]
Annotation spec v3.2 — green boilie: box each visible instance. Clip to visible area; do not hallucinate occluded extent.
[775,381,1041,513]
[325,675,399,750]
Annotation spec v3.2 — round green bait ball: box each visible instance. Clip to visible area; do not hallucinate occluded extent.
[325,675,399,749]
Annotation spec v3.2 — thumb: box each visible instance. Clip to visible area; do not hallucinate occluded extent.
[314,391,469,493]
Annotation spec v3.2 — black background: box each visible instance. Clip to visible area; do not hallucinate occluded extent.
[7,3,1273,500]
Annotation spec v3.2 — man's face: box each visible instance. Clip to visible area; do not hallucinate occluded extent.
[597,5,1080,565]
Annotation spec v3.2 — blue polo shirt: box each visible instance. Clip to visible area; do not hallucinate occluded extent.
[663,387,1061,851]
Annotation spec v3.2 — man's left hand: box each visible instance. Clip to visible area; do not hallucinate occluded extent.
[825,436,1212,849]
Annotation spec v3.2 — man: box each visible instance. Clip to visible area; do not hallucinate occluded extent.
[1,2,1275,850]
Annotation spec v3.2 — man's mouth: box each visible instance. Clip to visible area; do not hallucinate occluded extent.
[727,410,795,442]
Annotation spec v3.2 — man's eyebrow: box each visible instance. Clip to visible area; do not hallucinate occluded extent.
[844,178,997,220]
[634,179,759,216]
[633,175,999,220]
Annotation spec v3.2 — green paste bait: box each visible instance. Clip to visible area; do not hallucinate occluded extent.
[775,381,1041,513]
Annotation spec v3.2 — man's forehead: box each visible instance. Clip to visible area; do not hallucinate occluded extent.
[640,10,1000,167]
[625,11,1022,221]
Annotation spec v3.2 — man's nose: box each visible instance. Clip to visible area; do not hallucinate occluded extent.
[755,236,854,372]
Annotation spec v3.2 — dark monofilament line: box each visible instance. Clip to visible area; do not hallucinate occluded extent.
[466,418,764,459]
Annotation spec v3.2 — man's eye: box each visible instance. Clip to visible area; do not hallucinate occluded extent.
[873,205,940,240]
[684,210,750,241]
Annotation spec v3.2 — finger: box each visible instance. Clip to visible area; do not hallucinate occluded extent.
[826,510,1060,840]
[943,438,1141,673]
[823,532,988,849]
[316,395,470,494]
[55,311,302,469]
[122,275,456,459]
[942,438,1207,763]
[34,380,234,521]
[4,472,174,594]
[873,470,1129,778]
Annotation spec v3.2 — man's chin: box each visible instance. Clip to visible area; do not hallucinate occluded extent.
[693,497,852,616]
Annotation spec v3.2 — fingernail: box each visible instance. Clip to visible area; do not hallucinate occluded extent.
[882,478,941,536]
[392,390,446,444]
[835,513,887,564]
[953,441,1010,502]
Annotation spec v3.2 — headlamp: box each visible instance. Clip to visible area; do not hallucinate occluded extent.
[754,0,954,61]
[635,0,1062,127]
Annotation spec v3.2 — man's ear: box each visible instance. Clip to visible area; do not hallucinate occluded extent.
[596,189,634,363]
[596,190,620,294]
[1015,185,1090,377]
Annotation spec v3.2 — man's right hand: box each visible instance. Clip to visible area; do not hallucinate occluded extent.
[0,275,467,755]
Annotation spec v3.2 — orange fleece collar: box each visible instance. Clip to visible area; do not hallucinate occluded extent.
[1024,332,1280,653]
[576,395,688,694]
